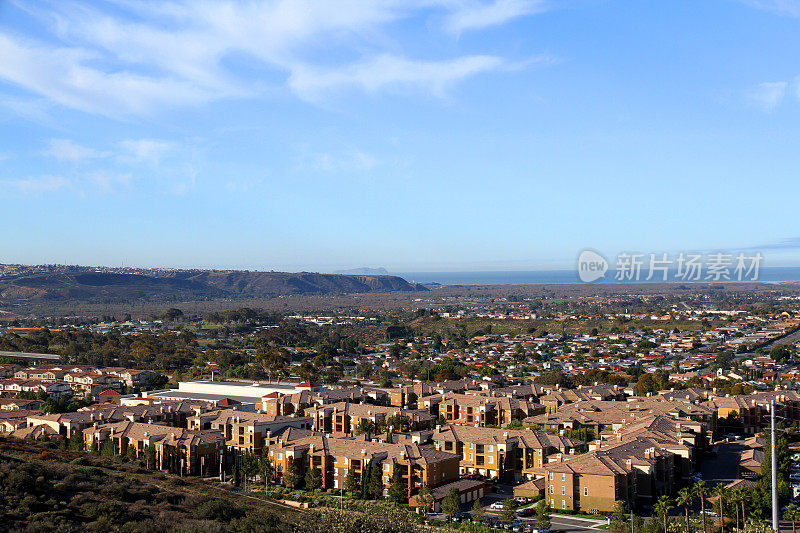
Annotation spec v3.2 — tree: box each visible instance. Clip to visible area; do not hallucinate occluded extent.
[713,483,726,533]
[367,462,383,500]
[387,470,407,505]
[785,503,800,533]
[676,487,693,533]
[416,484,434,516]
[356,419,376,440]
[471,498,486,523]
[694,481,709,533]
[69,431,84,451]
[654,495,672,533]
[283,459,301,489]
[305,467,322,494]
[260,448,274,493]
[536,499,551,531]
[242,452,259,492]
[610,501,629,533]
[499,498,516,526]
[343,466,361,497]
[442,487,461,520]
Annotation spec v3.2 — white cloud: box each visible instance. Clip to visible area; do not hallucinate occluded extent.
[88,171,134,192]
[118,139,176,164]
[443,0,548,34]
[300,149,379,172]
[289,53,509,101]
[737,0,800,17]
[8,175,69,194]
[748,81,788,111]
[0,1,546,116]
[43,139,106,162]
[0,33,213,117]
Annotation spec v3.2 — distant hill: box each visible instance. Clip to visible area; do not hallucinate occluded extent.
[334,267,389,275]
[0,265,427,305]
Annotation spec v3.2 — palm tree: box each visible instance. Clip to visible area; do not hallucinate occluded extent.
[677,487,693,533]
[785,503,800,533]
[694,481,709,533]
[713,484,726,533]
[729,488,743,531]
[655,495,673,533]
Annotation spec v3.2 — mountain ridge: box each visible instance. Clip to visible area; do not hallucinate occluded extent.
[0,264,427,304]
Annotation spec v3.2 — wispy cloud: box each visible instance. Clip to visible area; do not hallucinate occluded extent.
[747,81,788,111]
[8,175,69,194]
[289,53,511,101]
[43,139,107,162]
[0,1,549,117]
[443,0,549,35]
[118,139,176,164]
[737,0,800,17]
[299,149,379,173]
[749,237,800,250]
[88,171,134,192]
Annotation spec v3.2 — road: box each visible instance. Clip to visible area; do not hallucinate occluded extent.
[701,442,742,485]
[0,350,60,361]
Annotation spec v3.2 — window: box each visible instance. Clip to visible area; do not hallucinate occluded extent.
[561,486,565,495]
[584,487,588,496]
[561,473,566,481]
[550,486,554,494]
[383,464,390,472]
[549,473,553,480]
[562,500,566,509]
[488,456,494,464]
[487,445,494,452]
[445,441,453,451]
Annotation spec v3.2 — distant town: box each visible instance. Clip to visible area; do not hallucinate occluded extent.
[2,284,800,532]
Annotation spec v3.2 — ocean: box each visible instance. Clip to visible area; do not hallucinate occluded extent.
[391,267,800,285]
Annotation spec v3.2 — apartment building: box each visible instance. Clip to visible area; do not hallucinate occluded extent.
[539,385,626,414]
[83,420,224,475]
[309,401,435,434]
[26,400,210,438]
[189,409,312,454]
[543,436,676,513]
[431,424,584,482]
[389,379,490,408]
[261,386,389,416]
[418,393,542,428]
[267,433,460,496]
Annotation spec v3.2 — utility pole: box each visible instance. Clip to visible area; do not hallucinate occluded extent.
[772,399,779,532]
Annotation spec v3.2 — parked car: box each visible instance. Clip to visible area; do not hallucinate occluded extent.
[704,510,718,517]
[517,507,536,517]
[515,497,530,505]
[490,501,506,510]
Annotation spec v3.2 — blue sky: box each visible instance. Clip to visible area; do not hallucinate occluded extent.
[1,0,800,272]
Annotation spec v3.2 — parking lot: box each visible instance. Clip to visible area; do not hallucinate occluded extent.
[431,485,607,533]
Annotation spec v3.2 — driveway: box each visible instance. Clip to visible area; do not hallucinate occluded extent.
[700,442,741,485]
